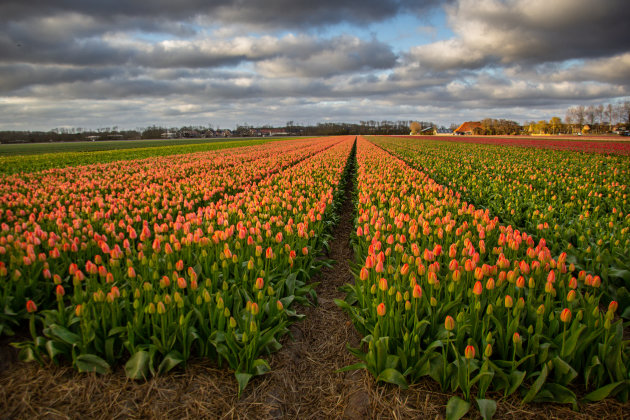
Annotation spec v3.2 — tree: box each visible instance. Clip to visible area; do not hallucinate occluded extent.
[622,101,630,125]
[585,105,596,126]
[575,105,586,127]
[606,103,614,130]
[550,117,562,134]
[409,121,422,135]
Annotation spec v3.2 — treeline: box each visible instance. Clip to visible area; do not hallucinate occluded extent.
[476,119,522,135]
[0,120,427,143]
[564,101,630,133]
[291,120,431,136]
[0,129,142,144]
[521,101,630,135]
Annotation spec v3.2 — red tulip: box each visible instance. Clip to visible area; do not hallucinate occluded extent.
[26,300,37,313]
[473,281,483,296]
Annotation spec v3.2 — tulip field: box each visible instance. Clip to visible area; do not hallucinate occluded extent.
[337,137,629,417]
[1,134,629,418]
[1,136,354,392]
[371,136,630,312]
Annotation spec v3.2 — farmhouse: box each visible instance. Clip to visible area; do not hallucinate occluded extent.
[454,121,482,135]
[260,128,289,136]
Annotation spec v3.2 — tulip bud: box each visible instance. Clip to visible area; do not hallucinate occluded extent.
[26,300,37,313]
[504,295,513,308]
[464,345,475,359]
[473,281,483,296]
[377,302,386,316]
[484,343,493,358]
[608,301,618,314]
[513,332,521,344]
[444,315,455,331]
[560,308,572,323]
[157,301,166,315]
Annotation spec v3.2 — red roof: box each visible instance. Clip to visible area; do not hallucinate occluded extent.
[454,121,482,134]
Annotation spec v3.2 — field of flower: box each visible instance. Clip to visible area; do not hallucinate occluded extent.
[1,136,354,391]
[0,137,295,175]
[400,135,630,155]
[372,136,630,313]
[337,137,629,418]
[1,134,628,418]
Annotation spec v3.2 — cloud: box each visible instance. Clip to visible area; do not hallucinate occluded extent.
[0,1,442,31]
[410,0,630,71]
[0,0,629,130]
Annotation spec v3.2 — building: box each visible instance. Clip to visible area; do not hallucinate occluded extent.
[434,128,453,135]
[453,121,482,135]
[260,128,289,137]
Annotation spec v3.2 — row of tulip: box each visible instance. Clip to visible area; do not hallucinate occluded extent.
[337,137,629,418]
[0,137,275,175]
[3,136,356,391]
[371,136,630,313]
[0,136,341,336]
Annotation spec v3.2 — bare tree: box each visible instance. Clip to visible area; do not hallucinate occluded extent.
[595,104,604,132]
[565,108,576,133]
[585,105,596,126]
[606,103,614,129]
[575,105,586,127]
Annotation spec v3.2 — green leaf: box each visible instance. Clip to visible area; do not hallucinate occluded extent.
[235,372,253,394]
[446,396,471,420]
[476,398,497,420]
[17,345,43,364]
[75,354,110,374]
[157,350,184,375]
[522,365,548,404]
[251,358,271,376]
[48,324,80,346]
[45,340,67,360]
[125,350,150,380]
[376,368,408,389]
[583,381,626,402]
[506,370,526,396]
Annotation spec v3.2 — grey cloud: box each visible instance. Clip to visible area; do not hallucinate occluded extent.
[0,1,443,30]
[411,0,630,72]
[255,36,396,78]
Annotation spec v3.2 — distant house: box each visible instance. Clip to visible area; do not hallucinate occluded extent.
[180,130,200,138]
[260,128,289,137]
[434,128,453,135]
[454,121,482,135]
[86,135,100,141]
[161,131,177,139]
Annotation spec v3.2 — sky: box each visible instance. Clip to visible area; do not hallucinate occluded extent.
[0,0,629,131]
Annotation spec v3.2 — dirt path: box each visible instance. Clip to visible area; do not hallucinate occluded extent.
[258,156,372,419]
